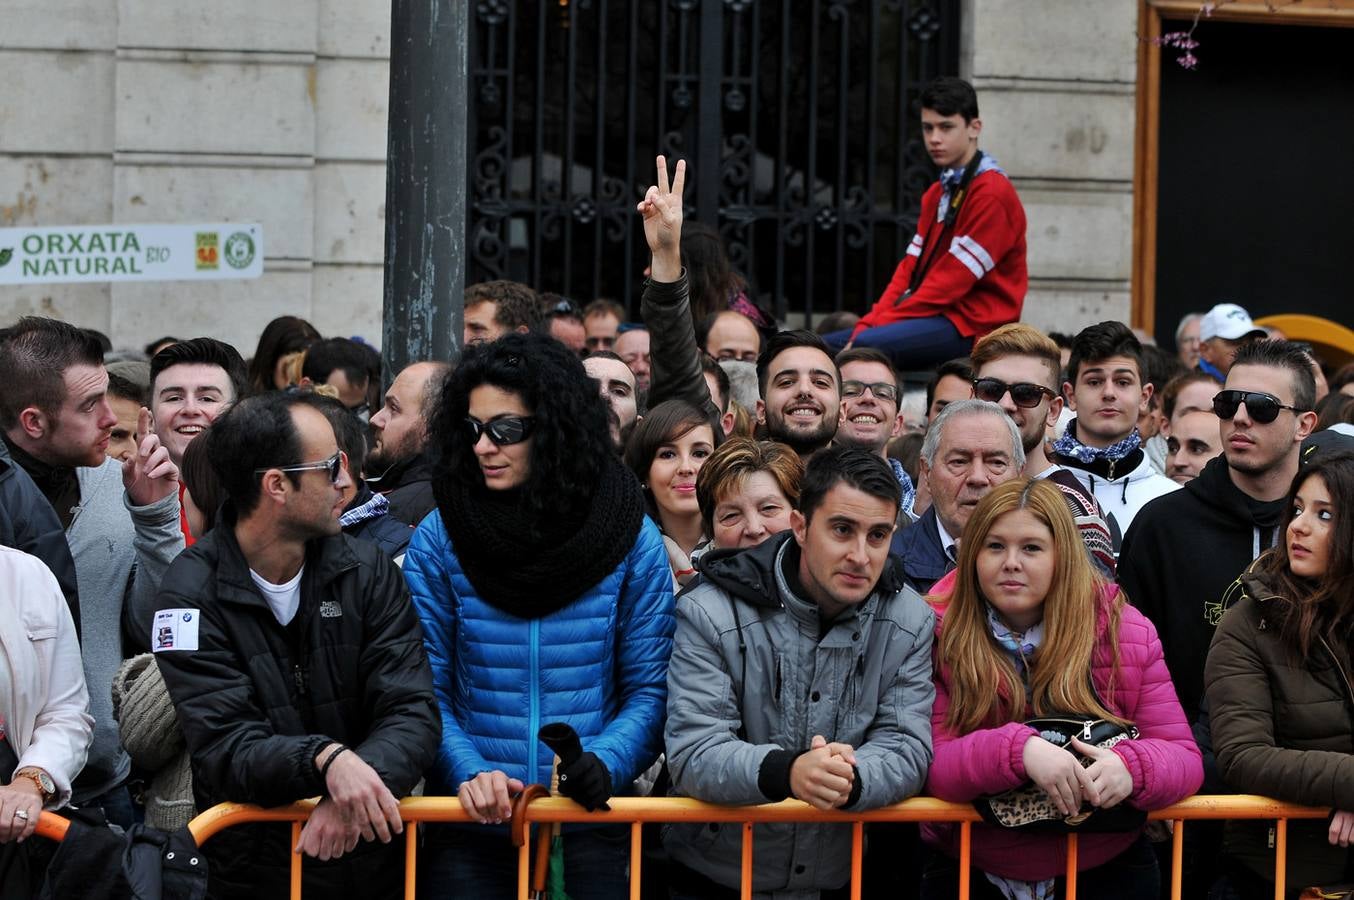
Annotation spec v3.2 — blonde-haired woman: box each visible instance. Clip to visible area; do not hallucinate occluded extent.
[921,477,1201,899]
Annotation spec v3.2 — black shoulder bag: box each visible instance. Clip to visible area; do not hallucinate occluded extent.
[973,704,1146,834]
[894,149,984,306]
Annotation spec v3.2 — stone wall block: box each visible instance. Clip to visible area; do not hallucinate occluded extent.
[311,264,384,345]
[1020,285,1132,335]
[314,163,385,264]
[972,0,1137,83]
[115,60,315,156]
[0,283,112,332]
[1020,188,1132,281]
[318,0,391,58]
[0,157,115,228]
[0,52,116,154]
[978,88,1135,182]
[114,165,314,260]
[109,270,312,353]
[3,0,117,50]
[315,59,389,161]
[115,1,318,53]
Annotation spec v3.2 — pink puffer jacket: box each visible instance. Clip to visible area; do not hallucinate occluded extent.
[922,580,1202,881]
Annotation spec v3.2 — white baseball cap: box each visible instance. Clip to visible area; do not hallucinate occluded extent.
[1199,303,1267,342]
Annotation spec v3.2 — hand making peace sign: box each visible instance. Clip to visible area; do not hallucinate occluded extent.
[637,155,686,283]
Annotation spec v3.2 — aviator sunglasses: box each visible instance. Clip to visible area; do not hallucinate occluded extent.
[466,415,537,446]
[1212,390,1305,424]
[972,377,1057,409]
[254,450,344,484]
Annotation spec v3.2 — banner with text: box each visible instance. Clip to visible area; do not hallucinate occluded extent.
[0,223,264,285]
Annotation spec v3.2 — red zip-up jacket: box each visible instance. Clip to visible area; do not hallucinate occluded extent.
[851,168,1027,341]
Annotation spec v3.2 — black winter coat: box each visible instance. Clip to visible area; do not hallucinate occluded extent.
[152,512,440,899]
[0,442,80,633]
[1119,454,1286,721]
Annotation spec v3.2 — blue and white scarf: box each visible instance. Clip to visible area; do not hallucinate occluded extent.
[888,457,918,523]
[338,490,389,528]
[1051,425,1141,466]
[937,154,1004,221]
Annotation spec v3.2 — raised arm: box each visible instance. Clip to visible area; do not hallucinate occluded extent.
[637,157,723,423]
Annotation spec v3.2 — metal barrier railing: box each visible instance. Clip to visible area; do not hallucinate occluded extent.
[36,793,1330,900]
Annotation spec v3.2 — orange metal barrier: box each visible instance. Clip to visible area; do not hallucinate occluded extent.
[36,794,1330,900]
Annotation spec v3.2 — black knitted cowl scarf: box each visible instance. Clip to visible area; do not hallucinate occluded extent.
[435,454,647,619]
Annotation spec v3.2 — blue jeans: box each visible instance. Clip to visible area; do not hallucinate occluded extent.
[919,835,1160,900]
[420,824,629,899]
[822,316,973,371]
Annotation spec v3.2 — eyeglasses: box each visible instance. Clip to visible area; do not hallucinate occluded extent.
[254,451,344,483]
[466,415,537,446]
[841,380,899,403]
[972,377,1057,409]
[1212,389,1306,424]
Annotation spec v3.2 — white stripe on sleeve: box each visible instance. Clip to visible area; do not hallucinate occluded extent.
[955,234,995,272]
[948,240,986,278]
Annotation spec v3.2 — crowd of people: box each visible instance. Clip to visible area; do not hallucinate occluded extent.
[2,75,1354,900]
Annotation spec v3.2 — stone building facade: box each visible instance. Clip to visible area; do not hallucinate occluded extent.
[0,0,1139,353]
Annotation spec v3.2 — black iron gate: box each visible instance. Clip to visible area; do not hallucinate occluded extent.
[466,0,959,325]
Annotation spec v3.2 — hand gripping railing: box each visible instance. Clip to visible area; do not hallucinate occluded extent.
[35,793,1330,900]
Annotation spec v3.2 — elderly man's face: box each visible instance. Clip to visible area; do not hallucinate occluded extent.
[922,413,1019,539]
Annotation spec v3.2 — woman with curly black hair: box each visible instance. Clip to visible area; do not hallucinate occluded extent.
[403,332,676,898]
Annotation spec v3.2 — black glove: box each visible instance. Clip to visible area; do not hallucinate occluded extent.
[557,751,613,812]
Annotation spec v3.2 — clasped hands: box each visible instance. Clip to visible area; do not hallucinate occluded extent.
[790,734,858,811]
[1021,735,1134,818]
[295,744,403,860]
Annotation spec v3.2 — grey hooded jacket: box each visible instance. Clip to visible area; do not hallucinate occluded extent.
[663,533,934,899]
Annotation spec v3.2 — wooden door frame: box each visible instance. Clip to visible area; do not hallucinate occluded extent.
[1132,0,1354,335]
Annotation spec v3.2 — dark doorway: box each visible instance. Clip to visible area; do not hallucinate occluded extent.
[465,0,960,324]
[1155,19,1354,346]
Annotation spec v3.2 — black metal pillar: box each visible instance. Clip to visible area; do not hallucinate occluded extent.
[695,0,724,225]
[381,0,468,384]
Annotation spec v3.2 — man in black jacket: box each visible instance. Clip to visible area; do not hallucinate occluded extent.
[1120,339,1318,723]
[151,392,439,899]
[0,440,79,630]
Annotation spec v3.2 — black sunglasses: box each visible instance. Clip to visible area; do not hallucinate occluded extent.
[254,450,344,484]
[466,415,537,446]
[972,377,1057,409]
[841,380,900,403]
[1212,390,1305,424]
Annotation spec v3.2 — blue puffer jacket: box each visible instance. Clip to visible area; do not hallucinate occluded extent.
[403,511,676,794]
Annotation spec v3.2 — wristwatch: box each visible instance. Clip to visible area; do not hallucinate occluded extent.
[13,767,55,803]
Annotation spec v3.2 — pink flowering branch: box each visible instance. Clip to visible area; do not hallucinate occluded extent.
[1144,0,1321,70]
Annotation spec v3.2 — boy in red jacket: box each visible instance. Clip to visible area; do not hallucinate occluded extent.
[824,77,1027,369]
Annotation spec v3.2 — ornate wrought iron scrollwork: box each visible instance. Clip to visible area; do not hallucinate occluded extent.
[475,0,509,26]
[463,0,957,321]
[908,5,942,40]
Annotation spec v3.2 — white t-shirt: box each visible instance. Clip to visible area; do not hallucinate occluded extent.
[249,565,304,626]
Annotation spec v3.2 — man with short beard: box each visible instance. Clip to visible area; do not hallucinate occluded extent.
[0,316,183,826]
[583,351,640,452]
[755,330,840,460]
[367,361,448,526]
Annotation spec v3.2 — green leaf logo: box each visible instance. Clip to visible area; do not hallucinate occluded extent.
[0,248,12,268]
